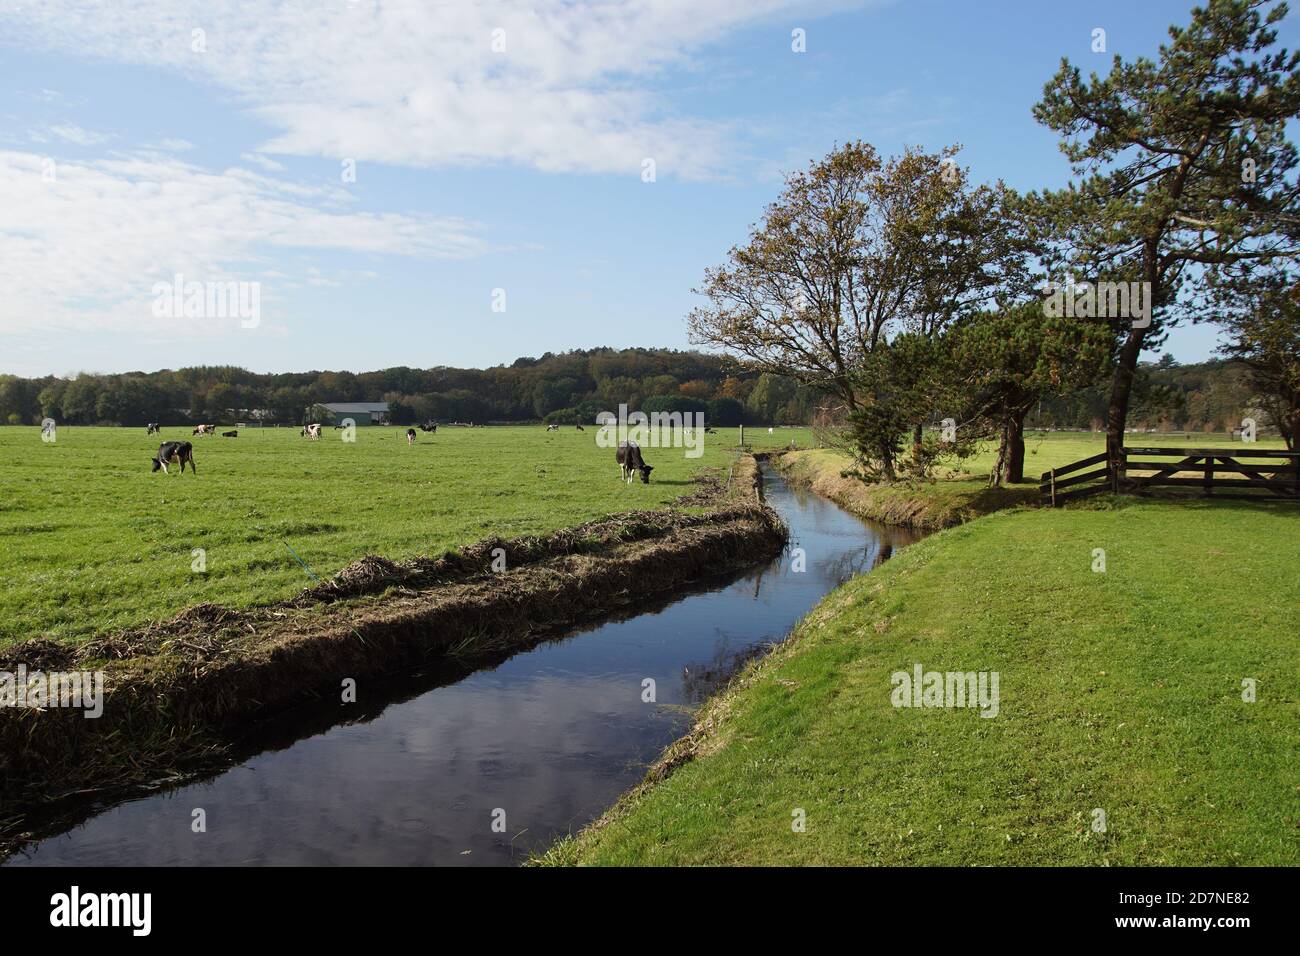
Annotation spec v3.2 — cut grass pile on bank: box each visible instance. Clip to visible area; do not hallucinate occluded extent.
[543,496,1299,866]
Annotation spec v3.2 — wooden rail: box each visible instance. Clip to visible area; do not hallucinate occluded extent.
[1041,447,1299,506]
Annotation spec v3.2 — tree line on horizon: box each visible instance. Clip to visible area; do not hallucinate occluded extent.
[0,348,825,429]
[0,347,1271,439]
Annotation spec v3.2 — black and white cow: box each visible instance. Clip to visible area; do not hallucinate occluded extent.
[406,428,417,445]
[546,423,560,431]
[616,441,653,484]
[222,430,238,438]
[301,423,322,440]
[151,440,196,474]
[146,422,161,435]
[419,421,438,433]
[193,423,216,436]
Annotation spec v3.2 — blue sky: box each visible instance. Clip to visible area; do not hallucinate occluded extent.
[1,0,1292,377]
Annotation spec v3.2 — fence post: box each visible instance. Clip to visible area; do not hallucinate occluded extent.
[1203,455,1213,497]
[1050,469,1056,508]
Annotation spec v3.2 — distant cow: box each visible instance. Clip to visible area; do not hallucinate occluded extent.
[193,424,216,436]
[575,424,585,432]
[222,430,238,438]
[419,421,438,433]
[546,423,559,431]
[406,428,417,445]
[301,423,322,440]
[616,441,653,484]
[151,440,196,474]
[146,422,161,435]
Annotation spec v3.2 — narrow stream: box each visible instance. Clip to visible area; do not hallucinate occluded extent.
[6,466,922,866]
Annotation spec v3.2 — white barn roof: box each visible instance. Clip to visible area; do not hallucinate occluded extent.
[317,402,390,414]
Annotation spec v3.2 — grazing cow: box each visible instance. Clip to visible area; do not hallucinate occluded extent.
[616,441,653,484]
[301,423,322,440]
[406,428,417,445]
[193,423,217,436]
[419,421,437,433]
[767,427,774,435]
[575,424,585,432]
[546,423,559,431]
[222,430,238,438]
[151,440,196,474]
[146,422,161,435]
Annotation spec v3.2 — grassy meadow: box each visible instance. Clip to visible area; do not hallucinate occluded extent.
[0,425,1284,648]
[953,429,1289,479]
[546,494,1300,866]
[0,424,811,647]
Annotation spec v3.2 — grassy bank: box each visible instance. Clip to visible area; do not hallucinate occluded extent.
[777,431,1290,529]
[776,449,1037,529]
[0,424,809,646]
[543,495,1299,865]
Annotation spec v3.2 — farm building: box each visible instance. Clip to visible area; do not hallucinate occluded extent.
[308,402,390,426]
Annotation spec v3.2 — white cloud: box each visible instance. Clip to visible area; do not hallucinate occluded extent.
[0,0,874,178]
[0,149,487,335]
[240,152,284,172]
[31,124,112,146]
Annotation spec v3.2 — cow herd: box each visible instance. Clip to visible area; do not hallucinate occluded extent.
[145,421,657,484]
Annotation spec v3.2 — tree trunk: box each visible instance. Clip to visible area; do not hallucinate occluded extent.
[880,443,896,481]
[1106,325,1147,489]
[1005,409,1027,483]
[911,422,923,460]
[989,425,1009,487]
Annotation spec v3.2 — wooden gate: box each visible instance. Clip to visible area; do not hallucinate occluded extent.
[1041,446,1299,506]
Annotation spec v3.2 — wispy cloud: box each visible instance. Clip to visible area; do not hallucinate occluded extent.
[31,124,112,146]
[0,149,488,335]
[0,0,878,179]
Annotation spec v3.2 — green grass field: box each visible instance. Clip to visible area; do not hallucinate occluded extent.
[0,426,1283,647]
[546,495,1300,866]
[0,424,812,646]
[953,429,1288,479]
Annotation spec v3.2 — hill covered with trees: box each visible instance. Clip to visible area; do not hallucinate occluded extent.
[0,348,824,428]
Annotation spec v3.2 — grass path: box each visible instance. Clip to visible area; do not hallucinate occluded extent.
[544,496,1299,865]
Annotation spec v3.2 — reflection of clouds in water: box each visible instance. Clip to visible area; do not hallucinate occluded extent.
[10,468,929,868]
[10,672,683,867]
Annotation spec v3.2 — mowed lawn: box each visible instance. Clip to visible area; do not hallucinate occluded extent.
[549,497,1300,865]
[0,425,811,647]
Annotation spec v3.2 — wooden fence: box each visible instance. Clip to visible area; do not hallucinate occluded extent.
[1041,446,1300,506]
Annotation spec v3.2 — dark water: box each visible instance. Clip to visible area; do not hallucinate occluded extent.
[6,467,920,866]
